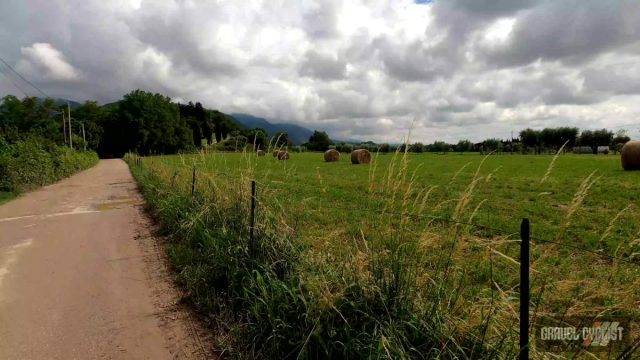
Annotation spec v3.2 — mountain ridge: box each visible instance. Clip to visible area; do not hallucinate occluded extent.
[231,113,315,145]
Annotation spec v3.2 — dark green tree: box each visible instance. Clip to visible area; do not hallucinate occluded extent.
[455,139,474,153]
[409,142,424,153]
[72,101,108,151]
[305,130,333,151]
[272,132,291,148]
[0,96,62,144]
[519,128,540,153]
[100,90,192,157]
[482,138,502,153]
[578,129,613,154]
[243,128,268,150]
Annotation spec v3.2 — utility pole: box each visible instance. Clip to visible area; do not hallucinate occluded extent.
[81,123,86,151]
[62,111,67,146]
[67,102,73,149]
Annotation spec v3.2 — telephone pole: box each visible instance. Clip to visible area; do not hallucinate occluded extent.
[67,102,73,149]
[81,123,86,151]
[62,111,67,145]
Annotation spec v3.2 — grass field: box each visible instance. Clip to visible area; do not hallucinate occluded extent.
[129,150,640,358]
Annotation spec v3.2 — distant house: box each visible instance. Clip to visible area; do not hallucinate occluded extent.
[597,146,610,154]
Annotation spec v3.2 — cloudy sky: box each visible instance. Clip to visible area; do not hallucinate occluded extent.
[1,0,640,143]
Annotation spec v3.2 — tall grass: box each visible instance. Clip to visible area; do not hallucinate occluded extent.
[126,151,638,359]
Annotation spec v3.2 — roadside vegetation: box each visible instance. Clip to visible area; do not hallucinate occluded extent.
[0,137,98,200]
[126,148,640,359]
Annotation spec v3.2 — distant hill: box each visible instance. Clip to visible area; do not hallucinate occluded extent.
[231,113,314,145]
[102,101,120,110]
[35,97,82,109]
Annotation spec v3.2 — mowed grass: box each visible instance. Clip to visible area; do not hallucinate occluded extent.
[155,151,639,251]
[133,151,640,358]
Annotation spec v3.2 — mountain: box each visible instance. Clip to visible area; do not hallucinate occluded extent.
[231,113,314,145]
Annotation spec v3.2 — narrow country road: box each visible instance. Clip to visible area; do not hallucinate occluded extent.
[0,159,210,359]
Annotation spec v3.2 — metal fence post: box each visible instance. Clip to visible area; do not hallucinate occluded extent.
[191,166,196,196]
[519,218,530,360]
[249,180,256,254]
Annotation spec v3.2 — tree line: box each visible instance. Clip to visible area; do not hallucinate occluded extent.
[1,90,633,157]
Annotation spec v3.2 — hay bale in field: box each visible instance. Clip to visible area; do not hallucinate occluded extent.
[621,141,640,170]
[256,150,266,156]
[350,149,371,164]
[324,149,340,162]
[276,150,290,160]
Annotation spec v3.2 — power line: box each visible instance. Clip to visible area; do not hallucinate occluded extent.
[0,64,29,97]
[0,56,49,98]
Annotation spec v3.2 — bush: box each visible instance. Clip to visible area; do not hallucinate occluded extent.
[0,138,98,193]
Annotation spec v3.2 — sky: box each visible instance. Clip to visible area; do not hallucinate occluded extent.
[1,0,640,143]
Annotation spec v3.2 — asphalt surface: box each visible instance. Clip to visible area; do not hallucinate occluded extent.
[0,159,210,359]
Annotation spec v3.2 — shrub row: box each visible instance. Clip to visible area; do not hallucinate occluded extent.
[0,138,99,193]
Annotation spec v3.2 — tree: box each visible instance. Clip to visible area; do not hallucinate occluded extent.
[272,132,291,148]
[0,96,62,144]
[482,138,502,153]
[555,127,579,149]
[578,129,613,154]
[430,141,450,153]
[243,128,268,150]
[409,142,424,153]
[519,128,540,153]
[612,130,630,153]
[455,139,473,153]
[72,101,108,151]
[101,90,193,157]
[305,130,333,151]
[212,111,240,143]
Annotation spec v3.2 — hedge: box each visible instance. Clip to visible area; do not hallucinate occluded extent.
[0,138,99,194]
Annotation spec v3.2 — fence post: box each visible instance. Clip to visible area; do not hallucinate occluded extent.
[519,218,530,360]
[191,166,196,196]
[249,180,256,254]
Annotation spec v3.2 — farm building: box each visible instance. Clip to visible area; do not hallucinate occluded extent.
[573,146,592,154]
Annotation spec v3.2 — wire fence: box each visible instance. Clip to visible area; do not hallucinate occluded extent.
[133,156,639,359]
[182,164,638,266]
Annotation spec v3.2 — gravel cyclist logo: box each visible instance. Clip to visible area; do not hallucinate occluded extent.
[540,321,624,346]
[537,316,633,355]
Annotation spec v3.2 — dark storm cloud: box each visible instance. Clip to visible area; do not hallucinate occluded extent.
[480,1,640,67]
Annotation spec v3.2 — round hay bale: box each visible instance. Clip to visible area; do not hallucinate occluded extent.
[256,150,266,156]
[350,149,371,164]
[276,150,289,160]
[621,140,640,170]
[324,149,340,162]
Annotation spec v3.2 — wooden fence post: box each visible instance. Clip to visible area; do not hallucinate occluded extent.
[249,180,256,254]
[519,218,530,360]
[191,166,196,196]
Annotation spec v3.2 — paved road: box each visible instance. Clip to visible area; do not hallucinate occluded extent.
[0,159,209,359]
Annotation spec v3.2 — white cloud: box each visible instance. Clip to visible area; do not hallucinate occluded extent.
[17,43,81,81]
[1,0,640,143]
